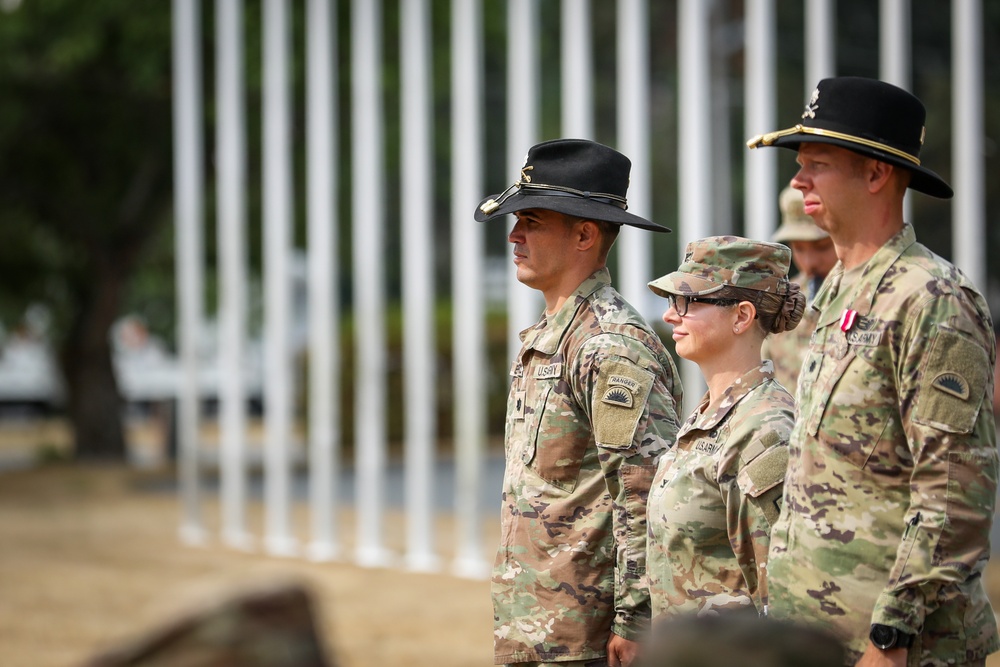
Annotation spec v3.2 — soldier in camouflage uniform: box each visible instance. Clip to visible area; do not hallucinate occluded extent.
[645,237,806,622]
[474,139,683,667]
[748,77,999,666]
[760,186,838,394]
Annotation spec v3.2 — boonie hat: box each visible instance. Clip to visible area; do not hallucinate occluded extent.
[771,186,829,244]
[648,236,791,298]
[746,76,952,199]
[474,138,669,232]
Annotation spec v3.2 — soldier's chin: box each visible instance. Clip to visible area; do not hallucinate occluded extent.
[673,336,694,361]
[515,268,538,289]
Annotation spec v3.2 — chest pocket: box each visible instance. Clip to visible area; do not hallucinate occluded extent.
[802,321,897,469]
[522,375,589,493]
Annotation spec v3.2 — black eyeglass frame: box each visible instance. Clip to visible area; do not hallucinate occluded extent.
[667,294,741,317]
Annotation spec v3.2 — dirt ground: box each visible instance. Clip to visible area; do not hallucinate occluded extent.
[0,463,498,667]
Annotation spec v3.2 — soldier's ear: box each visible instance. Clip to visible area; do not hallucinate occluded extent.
[575,219,600,253]
[734,301,757,333]
[867,159,896,195]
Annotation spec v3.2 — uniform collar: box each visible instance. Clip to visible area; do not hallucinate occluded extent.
[682,360,776,433]
[814,223,916,328]
[519,268,612,356]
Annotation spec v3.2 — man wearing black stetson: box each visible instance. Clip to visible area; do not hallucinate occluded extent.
[477,139,682,667]
[748,77,999,666]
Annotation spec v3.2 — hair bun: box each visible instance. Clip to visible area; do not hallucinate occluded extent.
[771,282,806,334]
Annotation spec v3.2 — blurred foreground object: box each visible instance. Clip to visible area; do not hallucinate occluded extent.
[638,612,845,667]
[82,582,335,667]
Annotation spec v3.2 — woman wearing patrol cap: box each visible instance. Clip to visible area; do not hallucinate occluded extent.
[644,236,806,624]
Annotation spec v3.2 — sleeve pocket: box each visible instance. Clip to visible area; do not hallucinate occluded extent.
[913,329,989,434]
[737,444,789,527]
[593,358,654,449]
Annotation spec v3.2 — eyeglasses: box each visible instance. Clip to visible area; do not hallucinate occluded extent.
[667,294,740,317]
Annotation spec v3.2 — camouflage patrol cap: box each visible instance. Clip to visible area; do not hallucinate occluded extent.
[771,186,829,244]
[648,235,792,297]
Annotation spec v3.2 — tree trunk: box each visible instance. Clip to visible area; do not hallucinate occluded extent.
[58,255,129,462]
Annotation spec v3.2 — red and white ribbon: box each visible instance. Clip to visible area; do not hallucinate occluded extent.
[840,308,858,332]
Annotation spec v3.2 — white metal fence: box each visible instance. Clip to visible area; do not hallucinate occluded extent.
[172,0,989,577]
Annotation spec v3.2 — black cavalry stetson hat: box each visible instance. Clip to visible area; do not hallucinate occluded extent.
[474,138,670,232]
[746,76,953,199]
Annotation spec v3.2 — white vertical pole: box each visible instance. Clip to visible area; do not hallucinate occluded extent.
[879,0,910,88]
[617,0,654,318]
[804,0,836,92]
[678,0,712,415]
[352,0,393,568]
[710,20,734,236]
[216,0,253,552]
[172,0,207,547]
[744,0,777,242]
[880,0,912,221]
[401,0,439,572]
[561,0,593,139]
[306,0,340,562]
[451,0,489,580]
[262,0,297,557]
[507,0,542,365]
[953,0,986,291]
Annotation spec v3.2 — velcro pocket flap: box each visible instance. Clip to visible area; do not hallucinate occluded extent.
[593,358,654,449]
[913,328,989,434]
[737,443,789,498]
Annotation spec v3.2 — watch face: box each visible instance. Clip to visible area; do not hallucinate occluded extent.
[870,624,897,649]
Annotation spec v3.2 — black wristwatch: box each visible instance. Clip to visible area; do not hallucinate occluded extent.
[870,624,915,650]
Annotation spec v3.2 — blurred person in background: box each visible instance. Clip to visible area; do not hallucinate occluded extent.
[748,76,999,667]
[760,186,838,394]
[475,139,683,667]
[645,237,805,623]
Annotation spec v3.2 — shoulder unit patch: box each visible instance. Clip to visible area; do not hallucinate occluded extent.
[602,386,634,408]
[932,371,970,400]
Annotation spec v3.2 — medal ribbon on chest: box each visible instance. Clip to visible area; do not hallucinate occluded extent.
[840,308,858,332]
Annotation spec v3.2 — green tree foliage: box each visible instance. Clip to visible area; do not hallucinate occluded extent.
[0,0,174,460]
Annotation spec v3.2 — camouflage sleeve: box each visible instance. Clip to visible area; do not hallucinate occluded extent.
[575,334,678,641]
[724,401,791,614]
[872,287,999,632]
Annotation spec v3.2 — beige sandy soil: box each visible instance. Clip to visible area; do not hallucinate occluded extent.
[0,464,498,667]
